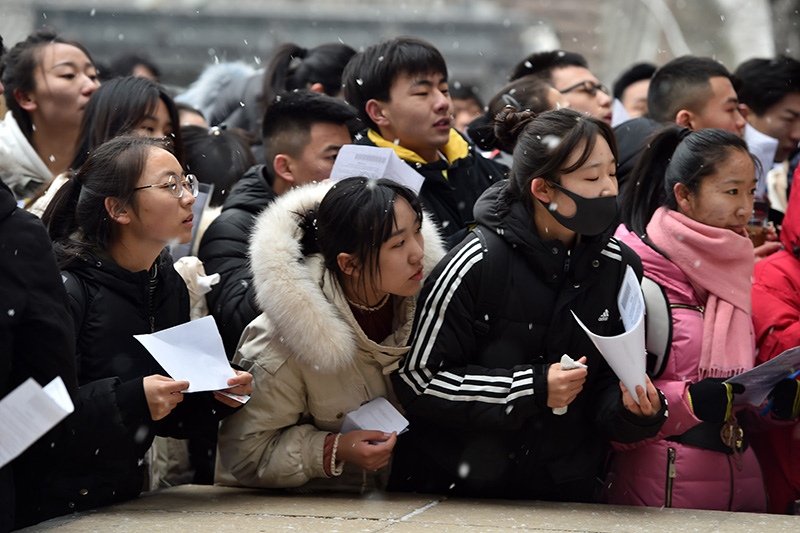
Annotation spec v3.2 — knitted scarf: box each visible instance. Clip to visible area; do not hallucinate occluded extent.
[646,207,755,378]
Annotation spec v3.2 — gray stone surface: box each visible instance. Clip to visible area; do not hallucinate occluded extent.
[18,485,800,532]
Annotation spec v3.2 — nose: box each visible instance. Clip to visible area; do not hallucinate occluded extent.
[597,89,612,108]
[790,120,800,143]
[409,236,425,264]
[82,76,99,96]
[434,90,451,114]
[600,173,618,196]
[734,109,747,135]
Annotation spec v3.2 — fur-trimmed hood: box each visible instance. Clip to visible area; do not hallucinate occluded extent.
[248,181,445,373]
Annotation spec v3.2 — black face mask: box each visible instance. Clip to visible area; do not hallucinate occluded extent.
[540,181,618,236]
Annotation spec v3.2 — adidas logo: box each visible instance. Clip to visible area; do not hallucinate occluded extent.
[598,309,609,322]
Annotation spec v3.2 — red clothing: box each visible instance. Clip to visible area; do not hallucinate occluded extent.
[751,166,800,513]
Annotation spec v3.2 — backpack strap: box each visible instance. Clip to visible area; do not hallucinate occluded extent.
[471,226,508,337]
[641,275,672,378]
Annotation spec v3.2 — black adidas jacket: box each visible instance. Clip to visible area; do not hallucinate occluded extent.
[390,181,665,500]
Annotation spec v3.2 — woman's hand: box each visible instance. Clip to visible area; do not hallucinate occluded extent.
[336,430,397,471]
[212,369,254,407]
[620,375,662,418]
[547,356,588,409]
[143,375,189,421]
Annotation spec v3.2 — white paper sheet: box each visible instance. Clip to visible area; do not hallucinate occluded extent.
[340,396,409,435]
[744,123,779,199]
[726,346,800,406]
[0,376,74,468]
[329,145,425,195]
[133,315,238,393]
[572,265,647,404]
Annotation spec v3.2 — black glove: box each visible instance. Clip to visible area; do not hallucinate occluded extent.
[687,378,745,422]
[769,378,800,420]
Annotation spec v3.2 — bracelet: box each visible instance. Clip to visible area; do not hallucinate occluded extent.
[330,433,344,476]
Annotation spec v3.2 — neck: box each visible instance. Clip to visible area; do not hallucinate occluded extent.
[107,233,163,273]
[31,121,79,176]
[339,274,389,311]
[533,201,576,248]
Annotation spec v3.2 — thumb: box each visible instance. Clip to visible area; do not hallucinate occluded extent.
[362,430,392,442]
[577,356,587,365]
[170,380,190,392]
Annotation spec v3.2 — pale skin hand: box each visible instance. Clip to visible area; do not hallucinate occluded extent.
[143,375,189,421]
[336,430,397,471]
[212,369,254,408]
[546,356,588,409]
[619,375,662,418]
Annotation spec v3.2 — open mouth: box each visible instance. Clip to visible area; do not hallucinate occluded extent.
[434,117,451,129]
[411,267,424,281]
[183,214,194,224]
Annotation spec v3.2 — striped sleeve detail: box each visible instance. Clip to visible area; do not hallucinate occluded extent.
[600,238,622,262]
[398,238,535,405]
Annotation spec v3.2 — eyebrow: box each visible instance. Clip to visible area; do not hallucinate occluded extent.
[782,108,800,118]
[584,158,617,169]
[324,144,344,152]
[51,61,94,70]
[410,76,447,88]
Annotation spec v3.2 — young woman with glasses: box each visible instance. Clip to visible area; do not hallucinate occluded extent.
[27,136,252,523]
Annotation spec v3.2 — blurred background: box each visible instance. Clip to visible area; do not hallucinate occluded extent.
[0,0,798,99]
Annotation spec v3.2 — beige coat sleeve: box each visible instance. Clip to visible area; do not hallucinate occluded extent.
[216,317,330,488]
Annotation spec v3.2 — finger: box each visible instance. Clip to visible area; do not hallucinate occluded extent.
[167,380,190,392]
[576,356,587,365]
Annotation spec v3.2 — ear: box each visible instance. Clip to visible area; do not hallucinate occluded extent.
[337,252,359,276]
[308,82,326,94]
[272,154,295,184]
[365,99,391,128]
[674,109,694,129]
[14,88,37,112]
[673,182,693,214]
[530,177,553,204]
[104,197,131,225]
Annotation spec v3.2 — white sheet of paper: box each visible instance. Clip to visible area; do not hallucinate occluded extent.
[744,123,779,198]
[340,396,409,435]
[726,346,800,406]
[0,376,74,469]
[571,265,647,404]
[133,315,236,393]
[610,98,631,128]
[329,145,425,195]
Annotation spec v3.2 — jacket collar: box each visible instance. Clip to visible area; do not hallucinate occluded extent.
[366,128,470,166]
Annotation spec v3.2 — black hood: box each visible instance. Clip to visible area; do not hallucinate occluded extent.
[220,164,277,214]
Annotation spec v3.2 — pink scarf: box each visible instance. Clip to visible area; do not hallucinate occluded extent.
[646,207,755,378]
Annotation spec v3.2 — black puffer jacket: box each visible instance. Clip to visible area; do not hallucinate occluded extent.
[198,164,277,357]
[12,249,238,525]
[355,128,505,249]
[390,181,666,500]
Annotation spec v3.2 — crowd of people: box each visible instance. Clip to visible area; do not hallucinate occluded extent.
[1,23,799,531]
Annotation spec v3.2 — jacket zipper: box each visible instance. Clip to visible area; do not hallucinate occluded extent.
[665,447,676,508]
[670,303,704,314]
[564,250,571,273]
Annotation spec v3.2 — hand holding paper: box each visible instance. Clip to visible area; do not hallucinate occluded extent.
[134,316,249,403]
[549,355,588,415]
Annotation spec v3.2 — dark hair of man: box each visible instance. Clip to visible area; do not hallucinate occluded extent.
[1,27,96,141]
[261,89,357,166]
[734,55,800,116]
[509,50,588,82]
[47,136,172,267]
[647,56,732,124]
[299,177,423,298]
[262,42,356,110]
[104,52,161,81]
[620,127,757,236]
[182,125,255,207]
[343,36,448,132]
[69,76,184,170]
[493,107,617,214]
[612,62,657,100]
[449,83,484,108]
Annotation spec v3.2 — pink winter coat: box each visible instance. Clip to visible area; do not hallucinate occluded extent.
[603,228,766,512]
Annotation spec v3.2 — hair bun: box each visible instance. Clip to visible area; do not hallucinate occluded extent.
[493,106,537,154]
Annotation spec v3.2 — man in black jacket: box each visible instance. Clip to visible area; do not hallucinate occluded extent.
[198,91,356,357]
[343,37,505,249]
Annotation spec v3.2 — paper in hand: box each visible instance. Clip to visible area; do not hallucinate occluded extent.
[133,315,242,395]
[726,346,800,406]
[572,265,647,404]
[340,397,408,435]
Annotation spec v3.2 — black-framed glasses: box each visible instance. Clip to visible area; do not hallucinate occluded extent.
[134,173,199,199]
[559,80,609,97]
